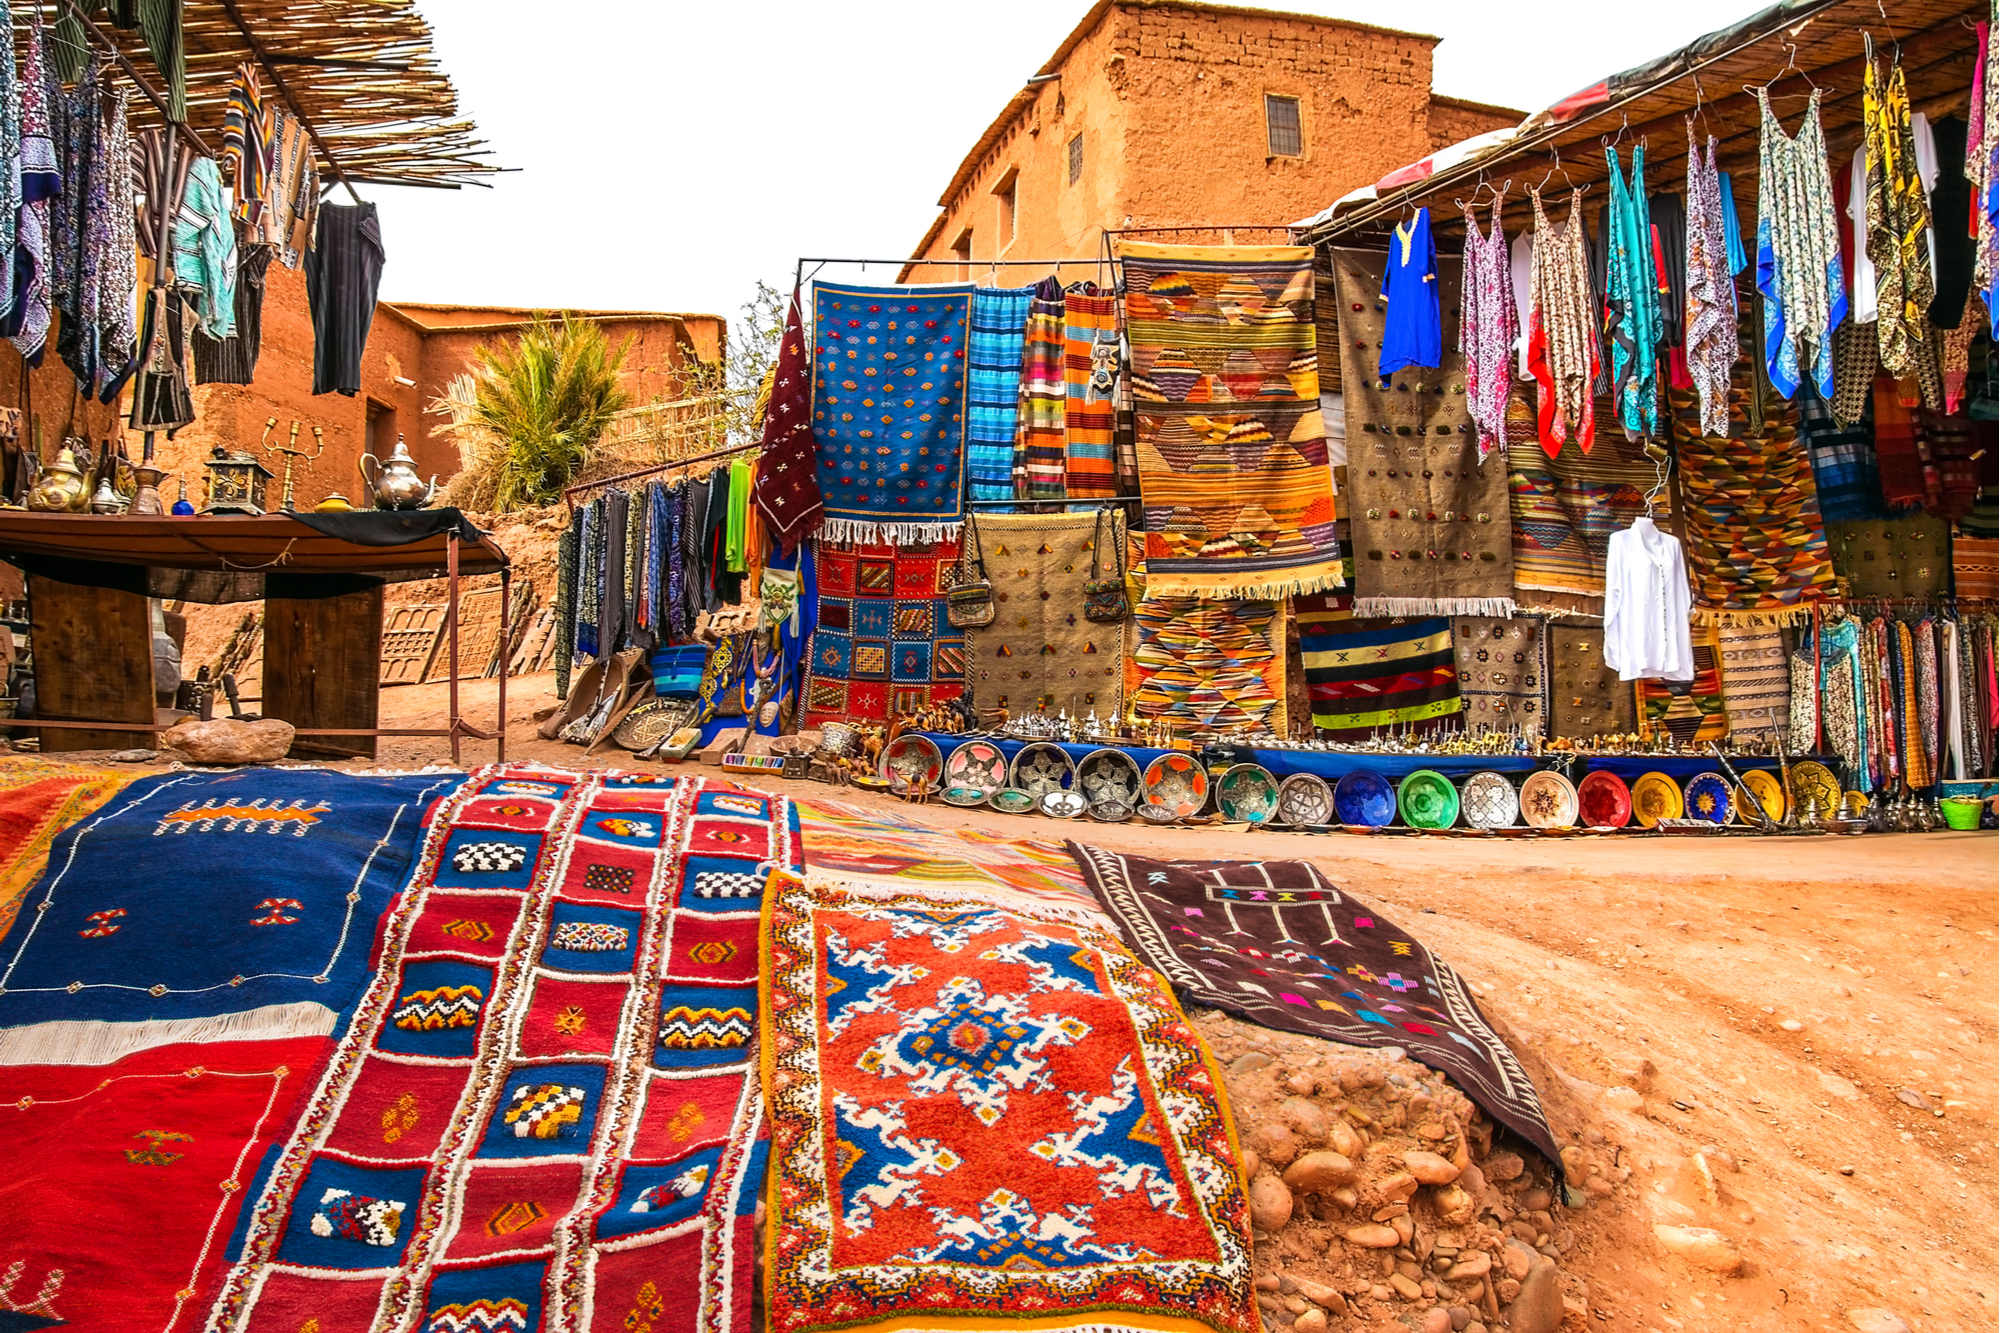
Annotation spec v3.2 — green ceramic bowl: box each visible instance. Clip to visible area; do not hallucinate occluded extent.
[1397,768,1460,830]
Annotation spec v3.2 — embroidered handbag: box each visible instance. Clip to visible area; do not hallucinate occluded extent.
[944,515,996,629]
[1083,507,1130,623]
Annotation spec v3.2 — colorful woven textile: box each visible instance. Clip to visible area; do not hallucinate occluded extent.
[1332,247,1516,617]
[1668,379,1836,625]
[811,282,971,545]
[1716,624,1791,741]
[1296,594,1461,738]
[0,767,128,941]
[1064,283,1120,498]
[1118,240,1342,599]
[1451,616,1547,737]
[967,285,1033,503]
[756,291,827,557]
[1128,595,1286,735]
[802,538,965,727]
[0,770,459,1065]
[0,1036,328,1328]
[1639,624,1728,745]
[1066,846,1562,1173]
[795,797,1102,920]
[1016,277,1068,500]
[1955,536,1999,599]
[760,875,1255,1333]
[211,765,795,1333]
[1799,384,1885,522]
[1505,390,1654,610]
[963,511,1127,719]
[1548,622,1637,740]
[1828,515,1953,598]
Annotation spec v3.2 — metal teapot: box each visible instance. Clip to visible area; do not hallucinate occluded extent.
[357,435,438,511]
[27,446,90,512]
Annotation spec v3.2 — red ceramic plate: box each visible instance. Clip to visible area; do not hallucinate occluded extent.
[1576,770,1632,829]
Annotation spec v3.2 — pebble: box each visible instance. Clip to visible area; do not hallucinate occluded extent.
[1326,1119,1365,1158]
[1432,1183,1476,1226]
[1248,1175,1294,1231]
[1483,1151,1524,1182]
[1422,1309,1453,1333]
[1282,1151,1357,1193]
[1376,1171,1419,1202]
[1519,1186,1552,1211]
[1231,1052,1274,1074]
[1243,1150,1262,1179]
[1388,1273,1422,1301]
[1494,1278,1520,1304]
[1445,1253,1492,1282]
[1293,1311,1327,1333]
[1845,1310,1912,1333]
[1894,1088,1933,1112]
[1779,1018,1804,1032]
[1250,1122,1303,1166]
[1602,1085,1643,1112]
[1819,1071,1862,1100]
[1255,1276,1281,1293]
[1695,1146,1739,1173]
[1286,1071,1317,1096]
[1653,1225,1744,1275]
[1449,1309,1472,1332]
[1509,1260,1566,1333]
[1344,1223,1401,1249]
[1279,1097,1329,1142]
[1403,1151,1460,1185]
[1291,1277,1346,1315]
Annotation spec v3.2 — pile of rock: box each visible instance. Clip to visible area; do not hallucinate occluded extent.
[1198,1013,1613,1333]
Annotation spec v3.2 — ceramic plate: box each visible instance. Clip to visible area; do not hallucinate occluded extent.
[1143,753,1209,817]
[1788,760,1842,818]
[1275,773,1335,827]
[941,785,991,808]
[880,733,944,788]
[1739,768,1787,824]
[1076,748,1144,807]
[1397,769,1460,830]
[1683,772,1733,825]
[1216,764,1281,824]
[944,740,1009,795]
[1631,771,1684,828]
[1458,771,1518,829]
[1576,770,1632,829]
[1519,771,1578,830]
[989,788,1036,814]
[1010,743,1076,799]
[1332,771,1396,828]
[1040,790,1087,820]
[1088,799,1135,822]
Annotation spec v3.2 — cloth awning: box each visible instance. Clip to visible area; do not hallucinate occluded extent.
[0,508,508,603]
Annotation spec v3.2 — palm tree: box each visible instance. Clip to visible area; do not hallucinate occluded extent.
[470,315,632,510]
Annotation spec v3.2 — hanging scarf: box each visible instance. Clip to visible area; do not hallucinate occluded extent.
[1893,618,1931,788]
[554,522,578,701]
[1461,197,1517,462]
[1870,617,1898,789]
[1015,276,1068,500]
[1605,144,1661,438]
[1788,620,1820,755]
[8,9,56,359]
[1528,187,1598,457]
[1820,616,1868,791]
[1756,88,1847,400]
[1915,617,1942,785]
[1864,47,1937,380]
[753,290,825,555]
[1685,129,1737,438]
[666,480,688,644]
[575,499,602,662]
[726,457,752,573]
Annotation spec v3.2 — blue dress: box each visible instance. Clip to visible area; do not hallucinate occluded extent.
[1378,207,1441,379]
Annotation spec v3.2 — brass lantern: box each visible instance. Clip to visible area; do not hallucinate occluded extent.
[201,446,275,515]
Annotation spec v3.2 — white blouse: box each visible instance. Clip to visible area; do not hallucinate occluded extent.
[1604,516,1694,682]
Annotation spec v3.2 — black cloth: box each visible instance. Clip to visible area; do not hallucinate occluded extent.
[681,476,707,629]
[304,202,384,396]
[1649,189,1687,350]
[702,469,732,608]
[1928,115,1975,329]
[194,241,273,385]
[128,288,195,433]
[289,507,490,547]
[602,488,628,657]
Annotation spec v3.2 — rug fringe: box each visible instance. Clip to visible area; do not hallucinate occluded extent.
[0,1001,336,1066]
[1143,566,1348,602]
[1350,596,1519,619]
[1690,605,1815,628]
[820,517,963,547]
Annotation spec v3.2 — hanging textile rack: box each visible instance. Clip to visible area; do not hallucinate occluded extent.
[560,439,760,512]
[965,496,1140,507]
[799,255,1104,291]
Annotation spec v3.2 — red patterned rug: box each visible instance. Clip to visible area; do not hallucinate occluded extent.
[760,876,1255,1333]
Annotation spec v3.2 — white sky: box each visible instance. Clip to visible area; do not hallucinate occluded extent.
[371,0,1769,328]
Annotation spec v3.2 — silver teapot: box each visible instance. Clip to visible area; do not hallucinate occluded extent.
[357,435,438,511]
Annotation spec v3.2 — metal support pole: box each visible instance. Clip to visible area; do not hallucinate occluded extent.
[496,566,509,764]
[139,116,180,464]
[447,530,461,766]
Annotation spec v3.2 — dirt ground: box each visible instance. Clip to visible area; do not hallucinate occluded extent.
[46,669,2000,1333]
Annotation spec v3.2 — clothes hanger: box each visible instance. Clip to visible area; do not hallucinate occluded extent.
[1748,40,1819,100]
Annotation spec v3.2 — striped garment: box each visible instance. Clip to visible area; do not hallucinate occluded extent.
[1014,277,1067,500]
[220,63,271,229]
[1063,284,1119,498]
[1798,384,1883,522]
[1296,594,1462,738]
[966,285,1032,503]
[1715,624,1790,741]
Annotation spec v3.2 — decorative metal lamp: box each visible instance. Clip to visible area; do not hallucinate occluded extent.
[201,445,275,515]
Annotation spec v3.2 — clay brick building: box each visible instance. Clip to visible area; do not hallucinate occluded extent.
[902,0,1520,275]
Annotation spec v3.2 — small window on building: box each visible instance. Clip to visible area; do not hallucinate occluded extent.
[1266,94,1302,157]
[1068,133,1084,185]
[995,172,1018,247]
[951,228,973,280]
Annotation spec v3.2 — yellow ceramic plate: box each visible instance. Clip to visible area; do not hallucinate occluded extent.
[1787,760,1843,818]
[1739,769,1787,824]
[1631,771,1684,828]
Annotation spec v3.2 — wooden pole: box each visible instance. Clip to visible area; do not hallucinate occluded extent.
[496,566,509,763]
[447,529,461,766]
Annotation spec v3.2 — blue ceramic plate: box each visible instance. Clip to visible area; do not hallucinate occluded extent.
[1333,770,1396,828]
[1683,772,1734,825]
